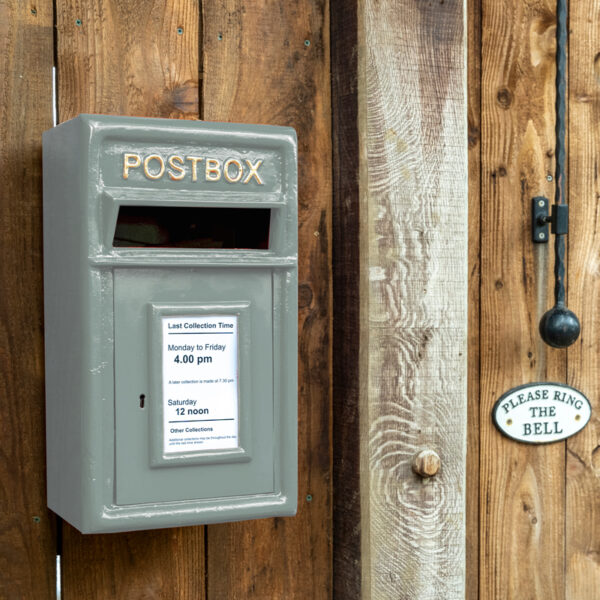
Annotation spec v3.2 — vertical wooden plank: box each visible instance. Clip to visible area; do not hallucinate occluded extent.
[480,0,566,598]
[358,0,467,597]
[202,2,333,598]
[0,2,56,598]
[62,526,205,599]
[566,0,600,596]
[55,2,205,598]
[57,0,199,120]
[467,0,482,597]
[331,1,361,598]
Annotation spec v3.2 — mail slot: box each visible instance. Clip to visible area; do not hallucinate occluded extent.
[43,115,298,533]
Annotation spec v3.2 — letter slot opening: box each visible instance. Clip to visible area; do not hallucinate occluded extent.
[112,206,271,249]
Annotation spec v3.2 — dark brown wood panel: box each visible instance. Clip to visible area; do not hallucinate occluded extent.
[480,0,567,598]
[566,0,600,597]
[55,2,205,598]
[0,2,56,598]
[467,0,482,598]
[202,1,333,598]
[331,0,360,598]
[62,524,205,600]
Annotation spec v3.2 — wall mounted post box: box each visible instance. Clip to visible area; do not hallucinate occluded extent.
[43,115,297,533]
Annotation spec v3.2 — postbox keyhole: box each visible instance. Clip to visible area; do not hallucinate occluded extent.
[139,394,146,409]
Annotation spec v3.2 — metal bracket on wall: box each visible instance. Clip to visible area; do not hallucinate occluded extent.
[533,191,579,347]
[534,0,581,347]
[532,197,569,243]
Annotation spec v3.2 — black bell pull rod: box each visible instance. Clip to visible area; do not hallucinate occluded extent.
[538,0,581,348]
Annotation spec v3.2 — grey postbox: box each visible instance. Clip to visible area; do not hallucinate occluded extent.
[43,115,297,533]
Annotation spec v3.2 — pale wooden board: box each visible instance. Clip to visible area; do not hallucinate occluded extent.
[202,1,333,598]
[358,0,467,597]
[467,0,482,596]
[55,2,205,598]
[0,2,57,598]
[566,0,600,597]
[479,0,567,598]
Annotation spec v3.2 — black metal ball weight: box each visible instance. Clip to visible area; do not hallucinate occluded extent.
[539,305,580,348]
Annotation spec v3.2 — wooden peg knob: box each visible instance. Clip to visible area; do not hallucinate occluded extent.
[412,450,441,477]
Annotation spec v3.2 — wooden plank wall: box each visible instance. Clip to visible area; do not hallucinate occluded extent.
[202,3,333,597]
[0,2,56,598]
[0,1,332,598]
[467,0,482,595]
[475,0,600,598]
[480,0,566,598]
[332,0,470,597]
[331,0,361,598]
[57,4,207,598]
[4,0,600,598]
[356,0,468,597]
[567,3,600,597]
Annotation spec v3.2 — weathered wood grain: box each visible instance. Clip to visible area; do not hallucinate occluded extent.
[467,0,482,597]
[55,2,205,598]
[480,0,566,598]
[566,1,600,597]
[0,2,56,598]
[62,523,205,600]
[331,0,361,598]
[57,0,199,121]
[202,1,333,598]
[358,0,467,597]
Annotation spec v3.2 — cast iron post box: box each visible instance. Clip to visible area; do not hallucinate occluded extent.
[43,115,297,533]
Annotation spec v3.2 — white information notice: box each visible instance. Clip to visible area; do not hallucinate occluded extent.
[162,315,238,453]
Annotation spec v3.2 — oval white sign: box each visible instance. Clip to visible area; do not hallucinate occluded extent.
[493,383,591,444]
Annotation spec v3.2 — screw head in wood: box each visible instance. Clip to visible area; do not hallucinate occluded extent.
[412,450,441,477]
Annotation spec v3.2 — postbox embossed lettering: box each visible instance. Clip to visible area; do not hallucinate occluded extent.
[122,151,264,184]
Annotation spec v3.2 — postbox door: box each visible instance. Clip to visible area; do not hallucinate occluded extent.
[113,267,275,506]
